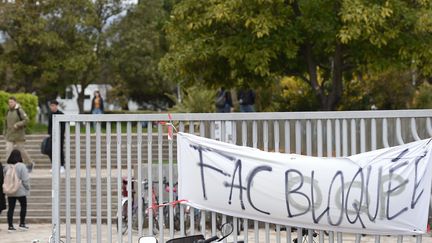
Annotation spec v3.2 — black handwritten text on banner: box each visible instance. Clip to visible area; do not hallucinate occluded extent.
[177,133,432,235]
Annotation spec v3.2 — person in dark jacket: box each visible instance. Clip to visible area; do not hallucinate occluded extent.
[0,162,6,215]
[237,88,256,112]
[91,90,104,114]
[215,88,233,113]
[48,100,65,173]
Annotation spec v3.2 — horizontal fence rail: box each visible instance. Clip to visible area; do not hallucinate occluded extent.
[51,111,432,243]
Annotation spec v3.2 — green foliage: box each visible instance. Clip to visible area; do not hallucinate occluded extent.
[167,85,216,113]
[412,82,432,109]
[274,77,320,111]
[161,0,432,110]
[0,91,38,132]
[340,70,415,110]
[106,0,173,107]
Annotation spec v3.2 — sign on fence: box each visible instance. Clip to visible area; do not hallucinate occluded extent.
[177,132,432,235]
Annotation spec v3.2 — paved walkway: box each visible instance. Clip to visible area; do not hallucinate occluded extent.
[1,224,432,243]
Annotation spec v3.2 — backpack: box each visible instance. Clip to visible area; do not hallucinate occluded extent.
[41,136,52,155]
[215,90,226,108]
[2,164,22,195]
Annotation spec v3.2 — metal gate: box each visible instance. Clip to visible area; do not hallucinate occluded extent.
[51,110,432,243]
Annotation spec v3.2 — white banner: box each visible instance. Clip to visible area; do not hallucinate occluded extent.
[177,132,432,235]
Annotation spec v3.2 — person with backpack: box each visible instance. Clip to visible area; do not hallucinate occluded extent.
[237,88,256,112]
[215,88,233,113]
[47,100,65,173]
[3,149,30,232]
[4,96,34,173]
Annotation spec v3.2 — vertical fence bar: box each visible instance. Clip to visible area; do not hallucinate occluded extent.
[371,119,377,151]
[153,121,161,241]
[137,122,143,237]
[127,122,133,243]
[157,122,163,242]
[210,121,217,237]
[52,116,61,243]
[96,122,102,243]
[286,226,291,243]
[85,122,92,243]
[317,120,323,157]
[241,121,248,243]
[331,119,340,243]
[317,120,324,243]
[360,119,366,153]
[350,119,356,155]
[146,121,154,235]
[411,118,421,141]
[179,122,185,237]
[306,120,312,156]
[382,119,390,148]
[169,120,175,239]
[372,119,381,243]
[397,236,403,243]
[252,120,259,243]
[340,120,347,243]
[106,122,112,243]
[295,120,301,154]
[396,118,404,145]
[263,121,270,243]
[337,232,343,243]
[335,119,341,157]
[295,120,303,243]
[274,121,281,243]
[306,120,314,241]
[116,122,122,243]
[351,119,361,242]
[342,119,348,157]
[75,122,81,243]
[221,120,228,243]
[327,120,332,157]
[65,123,71,243]
[284,121,290,153]
[189,122,196,236]
[427,118,432,136]
[200,121,206,237]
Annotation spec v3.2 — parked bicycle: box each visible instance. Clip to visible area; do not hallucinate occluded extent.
[117,177,160,235]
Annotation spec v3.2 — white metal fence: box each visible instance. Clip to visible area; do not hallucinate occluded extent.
[51,110,432,243]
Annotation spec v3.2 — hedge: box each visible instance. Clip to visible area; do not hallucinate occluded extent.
[0,91,38,133]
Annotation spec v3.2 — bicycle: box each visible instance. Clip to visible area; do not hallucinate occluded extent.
[117,177,160,235]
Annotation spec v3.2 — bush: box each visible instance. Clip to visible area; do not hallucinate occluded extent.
[412,82,432,109]
[0,91,38,132]
[167,85,216,113]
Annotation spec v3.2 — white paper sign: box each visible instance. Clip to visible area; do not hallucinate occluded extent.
[177,132,432,235]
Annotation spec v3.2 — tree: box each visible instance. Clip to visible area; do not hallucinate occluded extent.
[49,0,124,113]
[106,0,174,109]
[0,0,65,98]
[0,0,125,113]
[160,0,432,110]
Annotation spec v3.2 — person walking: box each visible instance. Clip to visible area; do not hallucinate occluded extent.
[237,88,256,112]
[215,88,233,113]
[4,149,30,232]
[4,96,34,172]
[47,100,65,173]
[91,90,104,115]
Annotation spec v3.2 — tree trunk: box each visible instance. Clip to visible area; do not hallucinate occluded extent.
[326,43,343,111]
[75,84,86,114]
